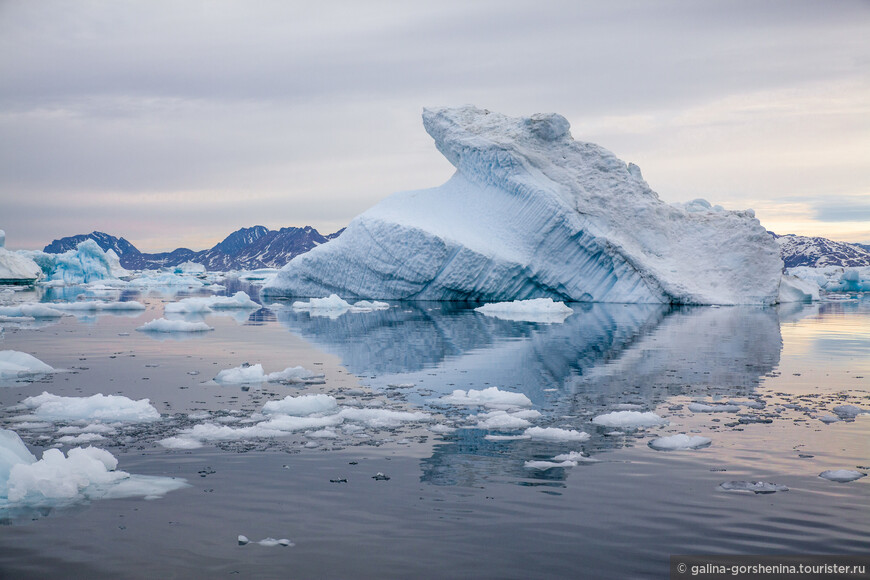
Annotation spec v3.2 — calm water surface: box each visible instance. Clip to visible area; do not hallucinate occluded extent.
[0,285,867,579]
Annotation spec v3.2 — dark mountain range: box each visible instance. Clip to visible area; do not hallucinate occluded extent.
[772,233,870,268]
[43,226,344,271]
[44,228,868,273]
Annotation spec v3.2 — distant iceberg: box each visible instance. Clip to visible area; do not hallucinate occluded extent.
[263,106,782,305]
[0,230,42,284]
[22,239,129,285]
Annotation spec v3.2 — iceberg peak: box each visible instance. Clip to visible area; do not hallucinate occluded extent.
[264,105,782,305]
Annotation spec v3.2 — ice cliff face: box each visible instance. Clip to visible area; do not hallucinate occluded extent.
[264,106,783,304]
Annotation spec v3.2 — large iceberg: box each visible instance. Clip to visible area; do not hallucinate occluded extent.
[23,239,129,285]
[263,106,782,305]
[0,230,42,284]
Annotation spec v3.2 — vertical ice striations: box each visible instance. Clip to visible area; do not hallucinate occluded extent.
[264,105,782,304]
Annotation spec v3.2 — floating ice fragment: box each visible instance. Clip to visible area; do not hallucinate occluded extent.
[592,411,667,428]
[372,472,390,480]
[524,426,590,442]
[0,351,55,380]
[17,392,160,423]
[688,403,741,413]
[524,460,577,470]
[472,410,536,430]
[238,535,249,545]
[719,481,789,494]
[648,434,712,451]
[261,394,339,416]
[0,429,187,508]
[818,470,866,483]
[474,298,574,323]
[165,291,258,314]
[832,405,868,419]
[51,301,145,312]
[291,294,389,318]
[136,319,214,333]
[438,387,532,409]
[0,304,65,319]
[484,434,531,441]
[818,415,840,424]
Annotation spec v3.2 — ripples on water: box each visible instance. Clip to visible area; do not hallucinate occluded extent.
[0,286,867,579]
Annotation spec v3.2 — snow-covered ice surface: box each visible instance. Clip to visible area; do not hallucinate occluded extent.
[0,285,867,578]
[264,106,782,305]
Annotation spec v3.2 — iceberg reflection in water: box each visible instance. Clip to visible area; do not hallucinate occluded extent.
[271,301,783,484]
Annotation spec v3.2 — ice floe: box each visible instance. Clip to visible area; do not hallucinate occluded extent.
[13,392,161,423]
[687,402,741,413]
[648,434,712,451]
[0,351,55,381]
[719,481,789,494]
[0,429,187,510]
[818,470,867,483]
[591,411,667,428]
[832,405,868,419]
[238,535,293,547]
[437,387,532,409]
[214,363,325,385]
[159,394,430,450]
[524,426,590,442]
[290,294,390,319]
[474,298,574,323]
[165,291,258,314]
[136,318,214,333]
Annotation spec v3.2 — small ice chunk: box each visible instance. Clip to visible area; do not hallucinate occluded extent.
[524,460,577,470]
[524,426,590,442]
[648,434,712,451]
[818,470,867,483]
[474,298,574,323]
[688,403,741,413]
[261,394,339,417]
[592,411,667,428]
[0,351,55,380]
[719,481,789,494]
[819,415,840,424]
[438,387,532,408]
[484,434,531,441]
[832,405,868,419]
[472,410,535,430]
[552,451,597,463]
[17,392,161,423]
[136,319,213,333]
[238,535,249,545]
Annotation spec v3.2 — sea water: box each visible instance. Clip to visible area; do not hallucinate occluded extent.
[0,285,867,579]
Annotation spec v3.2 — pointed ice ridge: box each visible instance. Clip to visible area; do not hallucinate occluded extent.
[264,106,782,304]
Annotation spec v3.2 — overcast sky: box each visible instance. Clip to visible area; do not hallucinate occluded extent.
[1,0,868,251]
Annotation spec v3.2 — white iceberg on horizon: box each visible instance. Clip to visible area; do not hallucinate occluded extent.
[263,106,782,305]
